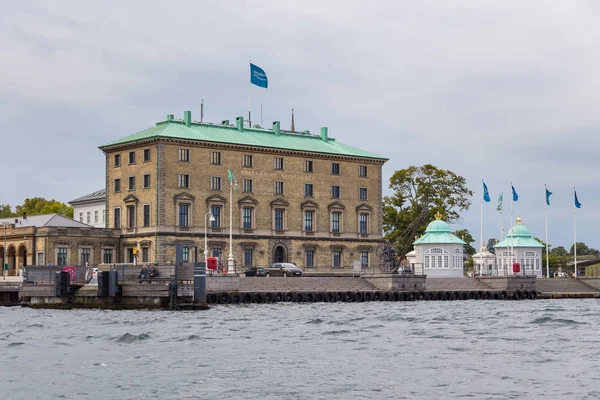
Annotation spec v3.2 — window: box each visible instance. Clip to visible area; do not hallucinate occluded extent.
[179,204,189,227]
[242,207,253,229]
[86,212,91,224]
[359,213,368,234]
[142,248,149,263]
[304,210,314,232]
[178,174,190,188]
[114,178,121,193]
[179,148,190,162]
[127,205,135,228]
[361,251,369,268]
[128,176,135,191]
[331,162,340,175]
[243,154,253,168]
[114,154,121,167]
[143,204,150,227]
[243,179,253,193]
[211,151,222,165]
[183,247,189,262]
[274,181,284,195]
[274,209,284,231]
[331,212,341,233]
[212,248,222,260]
[102,210,105,224]
[305,160,313,173]
[57,248,68,267]
[304,183,313,197]
[331,185,340,198]
[243,249,254,266]
[143,148,151,162]
[306,250,315,268]
[144,174,151,189]
[103,249,113,264]
[274,157,284,170]
[359,165,368,177]
[114,208,121,229]
[94,211,98,224]
[359,188,368,200]
[424,248,449,269]
[79,212,83,223]
[211,176,221,191]
[211,205,221,227]
[333,251,342,268]
[128,151,136,164]
[80,248,91,265]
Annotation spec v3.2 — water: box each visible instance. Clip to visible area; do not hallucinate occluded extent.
[1,300,599,399]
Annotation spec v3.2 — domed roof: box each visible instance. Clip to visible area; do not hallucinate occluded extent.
[494,217,544,248]
[425,219,452,233]
[413,211,466,246]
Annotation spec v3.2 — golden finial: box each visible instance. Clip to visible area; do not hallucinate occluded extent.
[434,210,443,220]
[516,217,521,225]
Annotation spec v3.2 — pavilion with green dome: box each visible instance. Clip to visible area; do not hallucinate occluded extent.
[409,211,467,278]
[493,217,544,277]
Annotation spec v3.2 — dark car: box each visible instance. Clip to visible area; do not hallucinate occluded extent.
[244,267,267,277]
[266,263,303,277]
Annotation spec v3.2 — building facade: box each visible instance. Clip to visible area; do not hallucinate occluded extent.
[494,217,543,277]
[99,112,388,271]
[69,189,106,228]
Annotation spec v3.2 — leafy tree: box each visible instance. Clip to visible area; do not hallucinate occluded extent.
[550,246,568,256]
[454,229,477,256]
[487,238,499,254]
[569,242,589,256]
[0,204,14,218]
[7,198,74,219]
[383,164,473,254]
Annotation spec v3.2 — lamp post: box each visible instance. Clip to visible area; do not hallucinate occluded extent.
[204,212,215,263]
[2,222,8,280]
[227,170,238,275]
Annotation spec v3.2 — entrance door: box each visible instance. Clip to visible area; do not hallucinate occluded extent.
[274,246,286,263]
[127,248,135,263]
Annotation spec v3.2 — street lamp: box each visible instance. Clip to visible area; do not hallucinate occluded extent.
[1,222,9,280]
[204,212,215,263]
[227,170,238,275]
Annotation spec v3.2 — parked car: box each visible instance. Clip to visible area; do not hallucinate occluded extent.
[244,267,267,277]
[266,263,303,277]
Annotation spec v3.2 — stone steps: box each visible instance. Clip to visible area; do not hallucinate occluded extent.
[537,278,599,293]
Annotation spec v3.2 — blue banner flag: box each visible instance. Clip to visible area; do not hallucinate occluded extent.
[545,187,552,206]
[574,189,582,209]
[511,184,518,202]
[482,181,491,202]
[250,63,268,88]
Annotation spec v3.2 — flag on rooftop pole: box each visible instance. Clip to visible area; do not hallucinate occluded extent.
[511,184,519,202]
[482,181,491,202]
[574,189,582,209]
[544,184,551,278]
[573,187,581,277]
[545,186,552,206]
[250,63,268,88]
[496,193,503,211]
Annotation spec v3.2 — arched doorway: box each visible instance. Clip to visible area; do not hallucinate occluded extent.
[7,246,16,276]
[18,244,27,268]
[273,245,287,263]
[0,246,4,274]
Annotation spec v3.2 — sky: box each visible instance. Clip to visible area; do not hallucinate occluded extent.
[1,0,599,251]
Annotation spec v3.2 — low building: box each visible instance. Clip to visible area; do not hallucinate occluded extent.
[473,245,497,276]
[494,217,543,277]
[412,211,466,278]
[0,214,120,275]
[69,189,106,228]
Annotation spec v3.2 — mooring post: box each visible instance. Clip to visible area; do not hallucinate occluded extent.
[194,261,207,305]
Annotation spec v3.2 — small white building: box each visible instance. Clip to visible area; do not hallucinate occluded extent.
[413,211,466,278]
[69,189,106,228]
[473,244,497,276]
[494,217,544,277]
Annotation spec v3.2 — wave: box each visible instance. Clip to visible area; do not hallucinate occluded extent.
[530,316,586,325]
[306,318,324,324]
[8,342,25,347]
[115,333,150,343]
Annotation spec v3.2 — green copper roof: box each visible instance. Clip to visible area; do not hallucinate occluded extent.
[99,118,387,160]
[413,219,466,245]
[494,221,544,248]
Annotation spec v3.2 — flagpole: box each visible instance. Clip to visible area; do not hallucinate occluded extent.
[574,187,578,278]
[480,196,483,278]
[545,184,549,279]
[510,182,513,277]
[248,59,252,128]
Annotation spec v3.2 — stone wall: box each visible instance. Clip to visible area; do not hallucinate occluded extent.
[477,275,537,291]
[363,275,427,291]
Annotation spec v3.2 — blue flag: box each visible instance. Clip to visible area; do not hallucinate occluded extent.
[545,187,552,206]
[511,184,518,202]
[574,189,582,209]
[482,181,490,202]
[250,63,268,88]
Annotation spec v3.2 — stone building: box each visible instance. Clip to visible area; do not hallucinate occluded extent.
[98,111,387,271]
[0,214,120,275]
[69,189,106,228]
[412,211,466,278]
[494,217,543,277]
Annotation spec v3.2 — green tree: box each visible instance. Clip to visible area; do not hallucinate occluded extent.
[550,246,568,256]
[13,197,74,219]
[0,204,14,218]
[569,242,589,256]
[487,238,499,254]
[382,164,473,255]
[454,229,477,256]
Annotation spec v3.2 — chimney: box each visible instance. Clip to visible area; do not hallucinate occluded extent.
[236,116,244,132]
[167,114,174,121]
[320,127,328,142]
[23,212,27,219]
[183,111,192,127]
[221,119,230,125]
[273,121,280,136]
